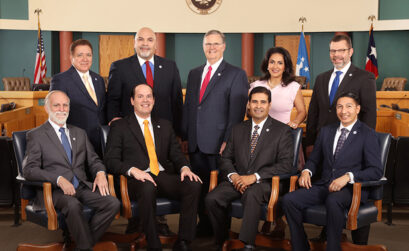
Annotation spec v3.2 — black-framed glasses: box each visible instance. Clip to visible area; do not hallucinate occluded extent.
[329,48,350,54]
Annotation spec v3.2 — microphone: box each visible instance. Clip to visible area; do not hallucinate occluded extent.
[391,94,409,113]
[22,68,26,77]
[0,95,16,112]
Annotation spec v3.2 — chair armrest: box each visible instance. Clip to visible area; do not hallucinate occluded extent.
[289,175,299,192]
[120,175,132,219]
[267,176,280,222]
[360,177,387,187]
[43,182,58,230]
[209,170,218,192]
[107,174,120,219]
[346,182,362,230]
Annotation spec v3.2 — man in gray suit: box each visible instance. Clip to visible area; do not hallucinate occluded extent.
[23,90,120,251]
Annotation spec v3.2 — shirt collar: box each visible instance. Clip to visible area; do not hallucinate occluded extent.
[333,61,351,75]
[134,112,152,127]
[137,55,154,67]
[338,118,357,132]
[252,116,268,131]
[48,118,67,131]
[73,67,90,79]
[205,57,223,70]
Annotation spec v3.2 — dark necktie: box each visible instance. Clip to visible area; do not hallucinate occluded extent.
[199,66,212,102]
[145,61,154,87]
[329,71,343,105]
[59,127,79,188]
[250,125,260,158]
[334,128,349,160]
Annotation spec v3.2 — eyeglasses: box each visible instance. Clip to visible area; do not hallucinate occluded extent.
[204,43,223,47]
[329,48,350,54]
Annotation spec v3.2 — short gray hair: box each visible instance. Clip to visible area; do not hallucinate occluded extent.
[203,29,225,43]
[45,90,70,110]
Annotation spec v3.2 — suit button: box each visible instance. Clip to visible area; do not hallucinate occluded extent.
[328,109,331,112]
[198,106,201,110]
[332,169,335,172]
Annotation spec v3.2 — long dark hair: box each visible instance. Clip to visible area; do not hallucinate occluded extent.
[260,47,295,86]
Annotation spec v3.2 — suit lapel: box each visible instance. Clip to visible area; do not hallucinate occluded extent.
[44,122,71,165]
[328,125,338,163]
[248,117,272,167]
[153,55,162,93]
[200,60,226,104]
[321,70,332,108]
[334,121,361,161]
[68,125,77,166]
[130,55,147,84]
[69,67,94,106]
[333,64,357,105]
[152,118,162,156]
[240,120,251,167]
[127,115,148,155]
[194,65,206,105]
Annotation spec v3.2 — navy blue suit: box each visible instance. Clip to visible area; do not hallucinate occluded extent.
[50,66,107,157]
[283,120,383,251]
[183,59,248,226]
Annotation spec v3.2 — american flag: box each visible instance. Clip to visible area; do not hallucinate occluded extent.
[34,27,47,84]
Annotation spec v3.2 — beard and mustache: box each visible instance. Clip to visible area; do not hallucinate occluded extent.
[49,111,69,125]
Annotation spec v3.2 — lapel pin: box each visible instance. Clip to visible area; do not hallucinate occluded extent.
[159,65,162,69]
[266,128,270,132]
[72,137,76,141]
[217,73,221,76]
[157,125,160,128]
[349,73,352,77]
[353,131,357,134]
[94,77,97,81]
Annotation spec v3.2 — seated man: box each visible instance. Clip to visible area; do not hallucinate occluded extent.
[104,83,202,251]
[23,90,120,251]
[205,86,294,251]
[283,92,383,251]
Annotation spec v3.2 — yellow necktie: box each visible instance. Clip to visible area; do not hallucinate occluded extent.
[143,120,159,176]
[82,75,98,105]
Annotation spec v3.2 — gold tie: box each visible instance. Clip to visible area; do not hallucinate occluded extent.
[143,120,159,176]
[82,75,98,105]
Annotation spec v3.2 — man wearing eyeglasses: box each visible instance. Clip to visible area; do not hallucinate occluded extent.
[182,29,249,236]
[305,34,377,245]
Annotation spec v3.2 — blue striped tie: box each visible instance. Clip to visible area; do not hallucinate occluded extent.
[59,128,79,188]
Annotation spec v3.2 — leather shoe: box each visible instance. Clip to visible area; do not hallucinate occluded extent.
[157,222,176,236]
[239,247,254,251]
[172,240,192,251]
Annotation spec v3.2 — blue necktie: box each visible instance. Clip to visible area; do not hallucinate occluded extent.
[329,71,343,105]
[59,127,79,188]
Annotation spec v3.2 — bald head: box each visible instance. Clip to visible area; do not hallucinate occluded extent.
[134,27,157,60]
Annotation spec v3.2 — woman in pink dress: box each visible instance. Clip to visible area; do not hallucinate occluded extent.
[250,47,306,128]
[250,47,306,236]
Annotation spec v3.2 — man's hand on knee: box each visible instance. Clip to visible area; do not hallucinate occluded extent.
[130,167,157,186]
[57,176,76,196]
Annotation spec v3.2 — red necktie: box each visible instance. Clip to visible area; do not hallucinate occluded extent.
[199,66,212,102]
[145,61,154,87]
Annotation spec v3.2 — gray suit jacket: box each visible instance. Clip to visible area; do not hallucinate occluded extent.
[22,121,105,209]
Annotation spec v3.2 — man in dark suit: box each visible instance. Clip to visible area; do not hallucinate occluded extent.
[23,90,120,251]
[182,30,249,234]
[50,39,107,157]
[205,86,294,251]
[306,34,377,155]
[106,27,183,136]
[105,84,202,251]
[304,34,377,243]
[283,92,383,251]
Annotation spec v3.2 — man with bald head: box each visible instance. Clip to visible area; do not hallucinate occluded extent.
[106,27,183,137]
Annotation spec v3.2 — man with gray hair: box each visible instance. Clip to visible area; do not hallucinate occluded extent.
[23,90,120,251]
[182,29,249,235]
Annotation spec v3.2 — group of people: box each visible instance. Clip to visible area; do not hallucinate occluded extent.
[21,26,381,251]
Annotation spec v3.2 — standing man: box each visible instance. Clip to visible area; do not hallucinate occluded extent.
[182,30,249,234]
[51,39,107,157]
[306,34,377,155]
[23,90,120,251]
[105,84,202,251]
[283,92,383,251]
[206,87,294,251]
[304,34,377,244]
[106,27,183,136]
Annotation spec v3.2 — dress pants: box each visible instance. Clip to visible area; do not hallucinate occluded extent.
[205,181,271,245]
[127,172,202,249]
[282,184,353,251]
[189,148,219,226]
[53,183,120,250]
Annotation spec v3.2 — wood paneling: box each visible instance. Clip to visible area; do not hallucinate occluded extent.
[99,35,135,77]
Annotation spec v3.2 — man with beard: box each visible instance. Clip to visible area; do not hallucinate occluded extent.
[304,34,377,244]
[23,90,120,251]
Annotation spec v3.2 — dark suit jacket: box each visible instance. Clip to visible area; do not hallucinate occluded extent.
[305,120,383,188]
[106,54,183,136]
[306,64,377,146]
[182,60,249,154]
[219,117,294,181]
[22,122,105,209]
[104,114,189,177]
[50,66,107,156]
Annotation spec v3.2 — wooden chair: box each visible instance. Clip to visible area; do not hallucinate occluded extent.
[12,130,117,251]
[209,128,303,251]
[2,77,31,91]
[380,77,407,91]
[288,132,391,251]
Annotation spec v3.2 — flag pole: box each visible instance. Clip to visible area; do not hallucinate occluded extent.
[34,9,42,70]
[299,16,306,33]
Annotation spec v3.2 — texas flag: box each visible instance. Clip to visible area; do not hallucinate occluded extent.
[365,24,379,79]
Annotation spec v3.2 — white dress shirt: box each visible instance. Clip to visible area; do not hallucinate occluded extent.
[327,61,351,96]
[200,57,223,88]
